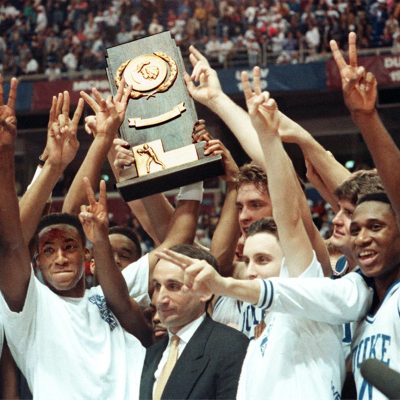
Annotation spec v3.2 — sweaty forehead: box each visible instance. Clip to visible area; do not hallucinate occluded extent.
[38,224,81,244]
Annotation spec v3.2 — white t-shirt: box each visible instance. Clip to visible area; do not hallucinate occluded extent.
[351,280,400,400]
[238,254,323,340]
[123,253,150,307]
[0,254,150,400]
[237,267,373,400]
[212,296,241,330]
[237,254,345,399]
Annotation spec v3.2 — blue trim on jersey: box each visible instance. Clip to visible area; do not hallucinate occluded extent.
[259,280,268,308]
[214,296,224,309]
[266,280,274,309]
[366,279,400,323]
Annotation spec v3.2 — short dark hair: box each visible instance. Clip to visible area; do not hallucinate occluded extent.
[334,169,384,205]
[356,191,391,207]
[35,213,86,249]
[247,217,279,240]
[109,226,142,258]
[169,244,217,310]
[169,243,219,271]
[235,162,268,193]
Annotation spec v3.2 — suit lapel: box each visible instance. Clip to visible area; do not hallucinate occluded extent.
[162,316,214,399]
[140,336,169,400]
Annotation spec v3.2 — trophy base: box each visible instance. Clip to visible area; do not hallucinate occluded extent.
[116,154,224,201]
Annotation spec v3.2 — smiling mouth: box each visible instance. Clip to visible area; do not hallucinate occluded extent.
[357,250,378,266]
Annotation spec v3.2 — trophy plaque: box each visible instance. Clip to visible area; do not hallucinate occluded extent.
[106,31,223,201]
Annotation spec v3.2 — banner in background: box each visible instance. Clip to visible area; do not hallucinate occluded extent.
[326,54,400,89]
[32,78,111,111]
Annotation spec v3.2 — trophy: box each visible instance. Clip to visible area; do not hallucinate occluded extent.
[106,31,223,201]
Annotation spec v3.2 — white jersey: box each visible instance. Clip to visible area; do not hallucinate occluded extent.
[238,254,347,399]
[0,254,150,400]
[351,280,400,400]
[123,253,151,307]
[237,256,321,340]
[212,295,241,330]
[238,258,375,400]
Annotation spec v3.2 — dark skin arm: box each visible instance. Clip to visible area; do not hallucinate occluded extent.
[20,92,83,243]
[0,340,19,399]
[331,32,400,220]
[0,76,31,312]
[79,178,152,346]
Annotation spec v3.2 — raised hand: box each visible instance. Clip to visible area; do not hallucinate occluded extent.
[45,91,84,168]
[242,67,280,136]
[330,32,377,114]
[204,139,239,183]
[79,178,108,243]
[0,75,18,148]
[184,45,223,106]
[80,78,132,140]
[155,249,219,296]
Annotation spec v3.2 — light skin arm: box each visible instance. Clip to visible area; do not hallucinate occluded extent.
[19,92,83,243]
[155,249,371,323]
[331,32,400,219]
[243,69,313,276]
[304,157,341,213]
[62,80,131,215]
[278,113,351,202]
[155,249,261,304]
[147,197,200,281]
[199,135,241,277]
[112,137,174,245]
[79,178,152,346]
[187,47,331,273]
[0,76,31,311]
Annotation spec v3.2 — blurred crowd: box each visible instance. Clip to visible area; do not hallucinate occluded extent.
[2,0,400,78]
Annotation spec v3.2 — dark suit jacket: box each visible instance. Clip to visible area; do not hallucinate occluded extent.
[140,315,249,399]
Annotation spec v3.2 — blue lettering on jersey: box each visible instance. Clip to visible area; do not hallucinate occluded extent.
[89,294,118,331]
[342,323,352,344]
[331,380,341,400]
[352,334,392,400]
[241,304,266,340]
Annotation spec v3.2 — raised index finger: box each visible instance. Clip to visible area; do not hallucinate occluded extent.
[348,31,358,68]
[98,179,107,208]
[7,77,18,110]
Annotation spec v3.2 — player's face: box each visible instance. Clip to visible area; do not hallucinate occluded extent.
[242,232,283,279]
[36,224,86,296]
[152,259,207,334]
[331,199,355,254]
[350,201,400,280]
[109,233,141,270]
[236,183,272,235]
[152,310,168,341]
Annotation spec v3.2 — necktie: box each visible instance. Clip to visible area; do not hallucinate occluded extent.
[153,335,180,400]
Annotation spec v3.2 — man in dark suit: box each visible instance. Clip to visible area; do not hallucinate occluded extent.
[140,244,249,400]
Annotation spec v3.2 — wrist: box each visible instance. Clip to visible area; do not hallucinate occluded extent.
[350,108,378,120]
[176,181,204,202]
[208,91,230,111]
